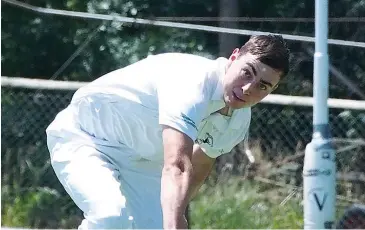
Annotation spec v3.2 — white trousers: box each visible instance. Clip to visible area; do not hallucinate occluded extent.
[46,106,163,229]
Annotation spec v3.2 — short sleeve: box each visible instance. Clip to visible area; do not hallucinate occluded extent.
[158,63,215,141]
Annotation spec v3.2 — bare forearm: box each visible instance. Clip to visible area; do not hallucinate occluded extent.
[161,161,193,229]
[188,145,215,201]
[160,126,195,229]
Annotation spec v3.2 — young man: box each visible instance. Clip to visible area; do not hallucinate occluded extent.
[46,34,290,229]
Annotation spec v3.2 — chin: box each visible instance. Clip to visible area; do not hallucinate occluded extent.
[227,101,247,109]
[224,95,246,109]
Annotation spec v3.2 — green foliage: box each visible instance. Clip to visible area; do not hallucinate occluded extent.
[1,186,82,228]
[1,0,364,228]
[189,178,351,229]
[2,0,364,98]
[0,176,353,228]
[1,0,215,81]
[189,179,304,229]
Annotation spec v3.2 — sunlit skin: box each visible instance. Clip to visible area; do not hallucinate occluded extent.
[222,48,283,110]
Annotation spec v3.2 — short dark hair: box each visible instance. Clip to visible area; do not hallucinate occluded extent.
[239,34,290,78]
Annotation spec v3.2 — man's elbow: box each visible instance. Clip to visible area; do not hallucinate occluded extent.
[163,159,193,177]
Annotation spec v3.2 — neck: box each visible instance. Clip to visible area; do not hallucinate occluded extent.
[217,105,232,116]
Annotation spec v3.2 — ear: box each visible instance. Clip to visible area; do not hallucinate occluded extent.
[228,48,240,62]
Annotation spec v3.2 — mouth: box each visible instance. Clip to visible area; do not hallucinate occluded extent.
[233,91,245,102]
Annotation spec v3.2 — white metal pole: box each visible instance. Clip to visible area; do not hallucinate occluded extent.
[303,0,336,229]
[314,0,329,125]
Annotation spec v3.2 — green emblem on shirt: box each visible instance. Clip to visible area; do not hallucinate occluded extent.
[181,113,197,131]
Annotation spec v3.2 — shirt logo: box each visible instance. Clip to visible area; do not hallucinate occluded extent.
[196,132,213,147]
[181,113,197,131]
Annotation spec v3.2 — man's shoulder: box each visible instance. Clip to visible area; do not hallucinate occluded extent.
[152,53,221,87]
[150,52,214,65]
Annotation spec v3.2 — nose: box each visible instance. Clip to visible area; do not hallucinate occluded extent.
[242,79,257,95]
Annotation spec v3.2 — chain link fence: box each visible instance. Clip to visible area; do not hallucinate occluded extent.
[2,82,365,228]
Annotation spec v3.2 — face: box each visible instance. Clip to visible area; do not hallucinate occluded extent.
[222,49,282,109]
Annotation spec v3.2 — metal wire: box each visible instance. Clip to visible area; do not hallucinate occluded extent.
[2,0,365,48]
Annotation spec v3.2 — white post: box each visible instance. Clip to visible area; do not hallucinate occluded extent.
[303,0,336,229]
[313,0,329,125]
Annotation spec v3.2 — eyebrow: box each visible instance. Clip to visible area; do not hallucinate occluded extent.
[260,79,273,88]
[247,62,257,76]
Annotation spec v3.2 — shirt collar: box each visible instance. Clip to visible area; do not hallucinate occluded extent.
[206,57,252,131]
[229,107,251,129]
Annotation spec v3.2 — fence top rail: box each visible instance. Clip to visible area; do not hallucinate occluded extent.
[2,76,365,110]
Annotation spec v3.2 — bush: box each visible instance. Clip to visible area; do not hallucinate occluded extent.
[1,186,82,228]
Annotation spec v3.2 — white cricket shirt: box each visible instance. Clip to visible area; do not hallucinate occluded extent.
[48,53,251,161]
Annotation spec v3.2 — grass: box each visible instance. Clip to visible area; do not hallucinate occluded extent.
[2,177,352,229]
[189,177,350,229]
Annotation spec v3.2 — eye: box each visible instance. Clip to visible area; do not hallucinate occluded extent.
[259,83,267,90]
[241,69,251,79]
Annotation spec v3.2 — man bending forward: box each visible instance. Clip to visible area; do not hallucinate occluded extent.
[46,35,290,229]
